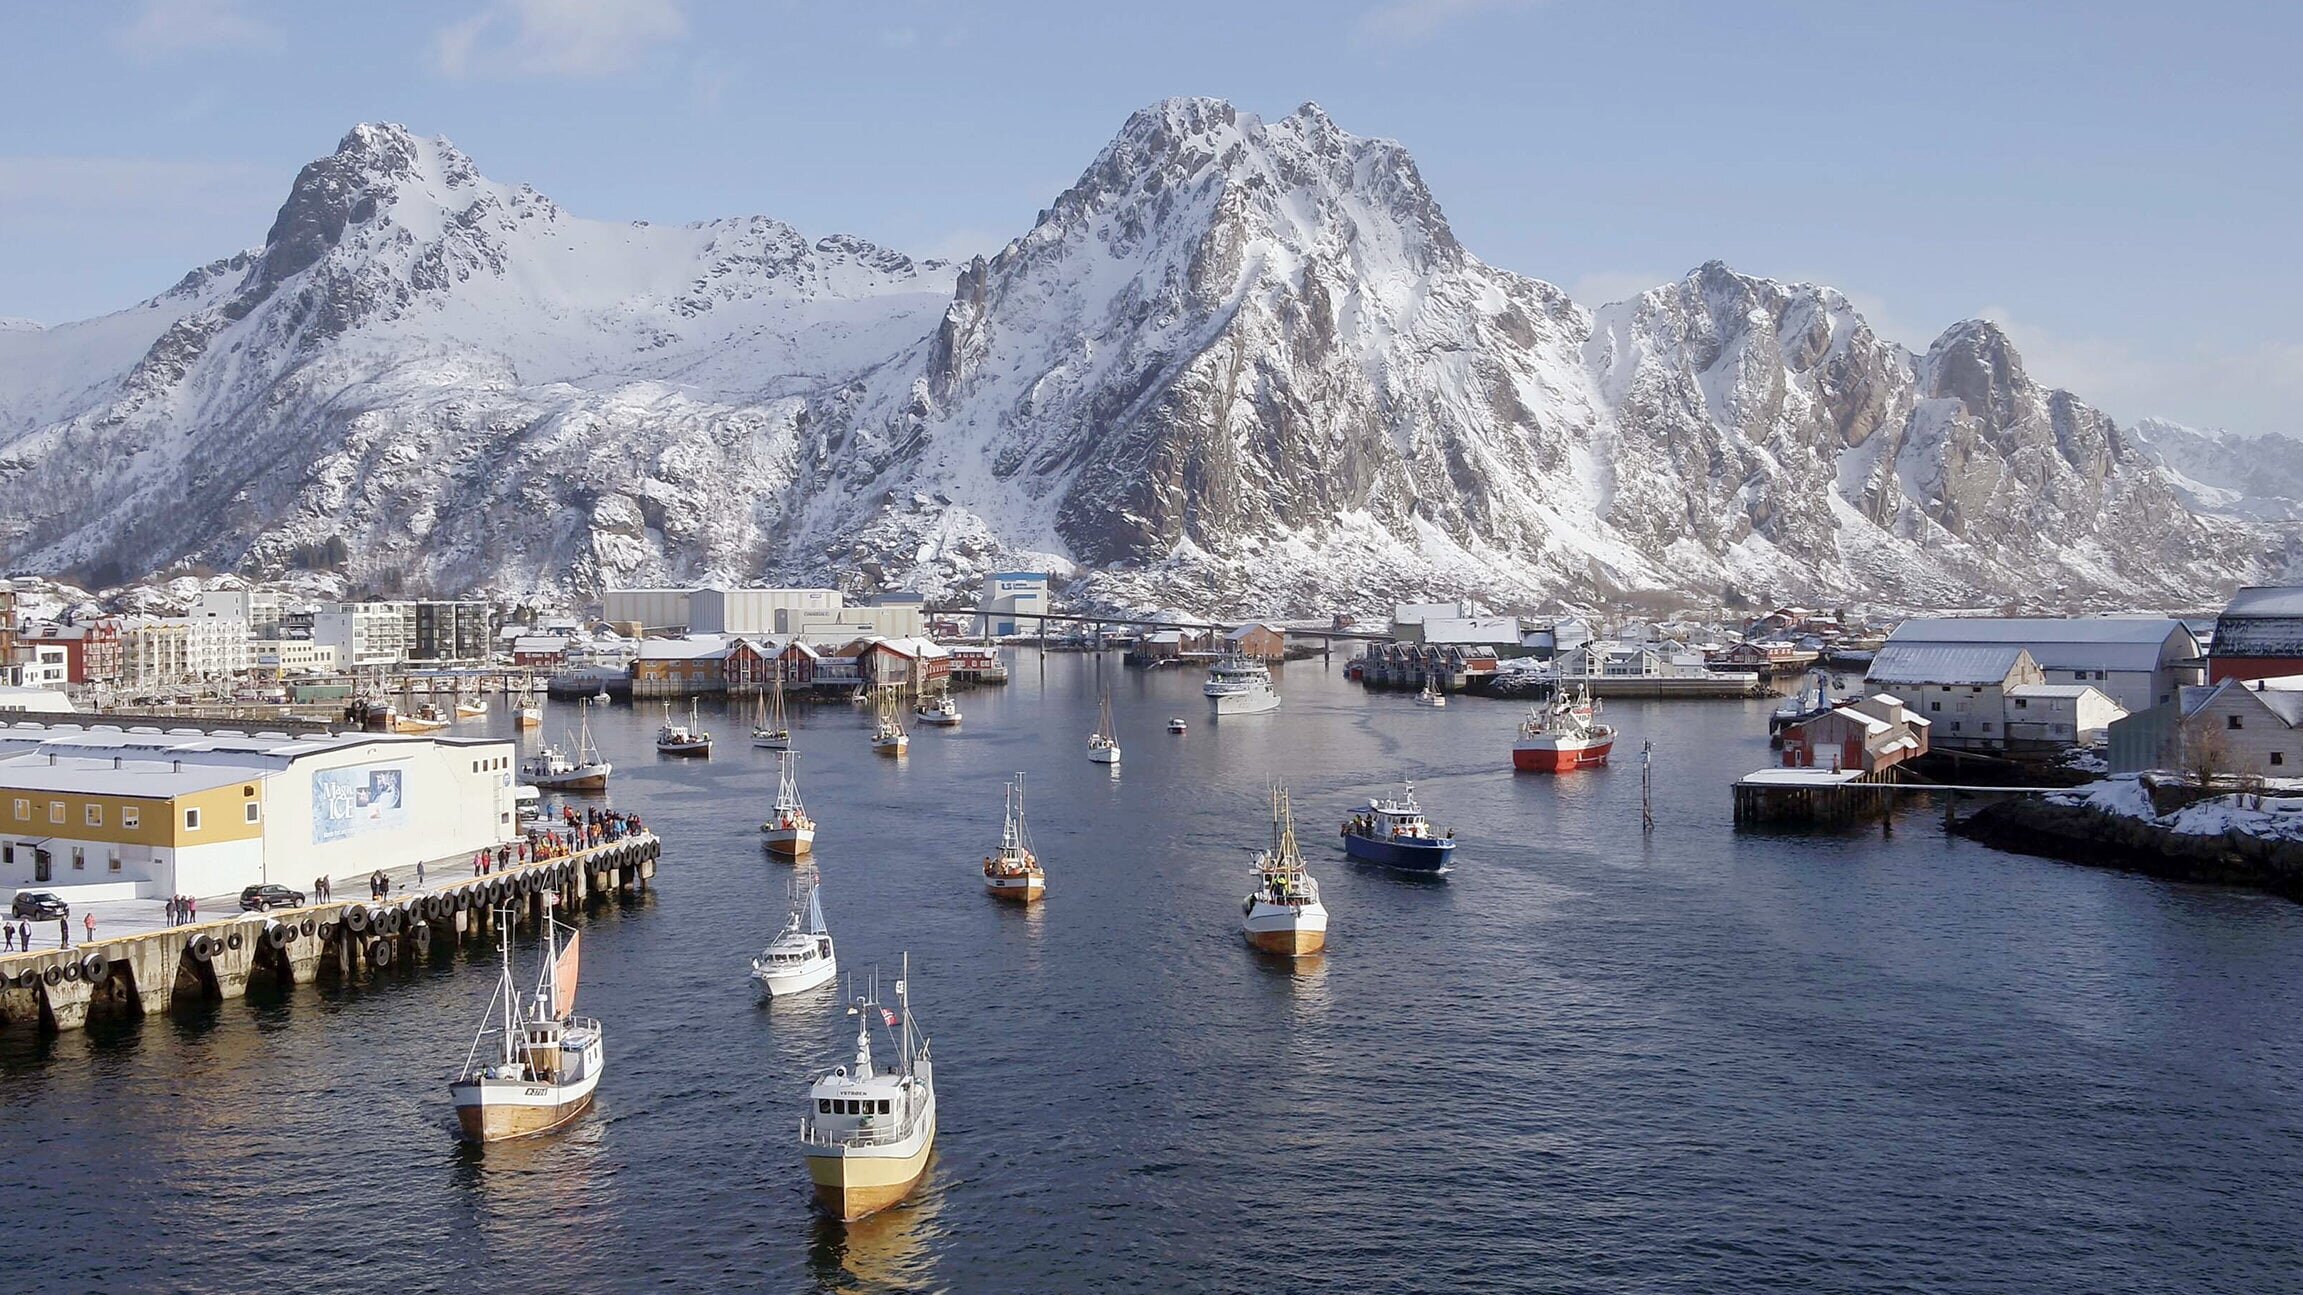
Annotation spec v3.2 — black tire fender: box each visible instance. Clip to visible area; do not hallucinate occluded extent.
[368,938,393,969]
[187,934,216,962]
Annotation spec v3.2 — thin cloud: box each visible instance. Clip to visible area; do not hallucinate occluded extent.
[1354,0,1544,45]
[1565,270,1671,308]
[1974,305,2303,438]
[432,0,688,79]
[114,0,284,59]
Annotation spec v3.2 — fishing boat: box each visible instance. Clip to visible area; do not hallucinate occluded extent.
[1087,691,1121,764]
[1167,717,1188,734]
[982,774,1044,903]
[914,693,962,727]
[761,750,817,856]
[396,703,450,733]
[449,910,602,1143]
[1414,675,1447,708]
[595,686,612,704]
[753,664,792,749]
[1340,781,1456,874]
[656,698,713,756]
[525,701,612,792]
[870,687,909,757]
[515,703,543,729]
[1203,655,1281,715]
[800,956,935,1221]
[456,697,490,719]
[750,870,836,997]
[1243,783,1328,956]
[1512,688,1615,772]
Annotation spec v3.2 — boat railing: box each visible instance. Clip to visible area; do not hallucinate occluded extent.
[799,1111,924,1149]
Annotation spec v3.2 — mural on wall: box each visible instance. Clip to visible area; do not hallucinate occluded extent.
[311,763,408,844]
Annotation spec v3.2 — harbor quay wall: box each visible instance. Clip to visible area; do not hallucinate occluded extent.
[0,833,662,1033]
[1955,798,2303,900]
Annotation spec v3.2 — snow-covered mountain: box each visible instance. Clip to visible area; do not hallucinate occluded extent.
[0,102,2283,611]
[2126,417,2303,522]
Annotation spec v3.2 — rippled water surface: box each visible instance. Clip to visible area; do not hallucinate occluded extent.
[8,656,2302,1292]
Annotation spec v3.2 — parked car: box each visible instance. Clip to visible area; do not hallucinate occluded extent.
[238,884,306,912]
[10,890,68,920]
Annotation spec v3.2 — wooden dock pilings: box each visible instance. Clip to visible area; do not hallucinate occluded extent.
[0,833,662,1034]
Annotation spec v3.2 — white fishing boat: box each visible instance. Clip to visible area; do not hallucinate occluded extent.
[1167,717,1188,734]
[914,693,962,727]
[449,911,601,1143]
[456,697,490,719]
[397,702,450,733]
[657,698,713,756]
[871,686,909,757]
[761,749,817,857]
[1203,655,1281,715]
[751,871,836,997]
[981,774,1045,903]
[515,703,543,729]
[525,700,612,792]
[800,957,935,1221]
[753,663,792,749]
[1415,674,1447,708]
[1088,691,1121,764]
[1242,783,1329,956]
[595,687,612,704]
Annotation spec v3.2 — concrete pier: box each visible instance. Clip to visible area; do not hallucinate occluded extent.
[0,832,661,1033]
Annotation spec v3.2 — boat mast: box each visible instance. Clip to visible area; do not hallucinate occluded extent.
[900,951,912,1079]
[497,916,518,1067]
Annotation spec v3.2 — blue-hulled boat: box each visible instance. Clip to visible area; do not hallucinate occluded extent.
[1340,782,1456,874]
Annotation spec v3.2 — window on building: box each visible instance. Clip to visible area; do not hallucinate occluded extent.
[1950,722,1962,733]
[245,802,261,824]
[2272,752,2287,766]
[2229,715,2244,730]
[1983,723,1994,733]
[185,807,202,831]
[11,798,25,821]
[49,801,63,824]
[123,808,139,829]
[108,849,121,873]
[1929,701,1940,712]
[2015,699,2028,709]
[85,804,103,827]
[71,846,84,870]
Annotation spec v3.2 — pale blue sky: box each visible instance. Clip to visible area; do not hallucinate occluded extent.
[2,0,2295,434]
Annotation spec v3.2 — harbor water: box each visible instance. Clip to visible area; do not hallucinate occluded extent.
[6,657,2301,1292]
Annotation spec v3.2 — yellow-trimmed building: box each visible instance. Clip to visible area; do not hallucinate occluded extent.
[0,722,515,901]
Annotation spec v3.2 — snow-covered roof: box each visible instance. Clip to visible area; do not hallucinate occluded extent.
[636,636,729,660]
[2213,587,2303,656]
[1867,643,2034,686]
[1884,617,2195,672]
[511,636,566,653]
[1420,616,1522,646]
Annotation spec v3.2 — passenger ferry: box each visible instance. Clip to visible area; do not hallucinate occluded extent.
[982,775,1045,903]
[1204,655,1281,715]
[1243,783,1328,955]
[801,958,935,1221]
[761,749,816,856]
[751,872,836,998]
[1340,781,1456,874]
[450,913,601,1143]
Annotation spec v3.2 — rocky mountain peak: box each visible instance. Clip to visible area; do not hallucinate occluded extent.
[1919,318,2031,425]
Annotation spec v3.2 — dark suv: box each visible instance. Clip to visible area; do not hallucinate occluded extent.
[238,884,306,912]
[10,891,67,920]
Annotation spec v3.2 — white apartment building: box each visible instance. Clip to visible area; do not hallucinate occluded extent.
[193,588,283,637]
[121,615,251,686]
[314,601,417,668]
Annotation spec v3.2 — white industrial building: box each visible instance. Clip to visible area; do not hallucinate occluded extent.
[1865,643,2047,751]
[2004,683,2127,748]
[976,573,1049,637]
[1876,618,2203,713]
[689,587,846,635]
[0,723,515,901]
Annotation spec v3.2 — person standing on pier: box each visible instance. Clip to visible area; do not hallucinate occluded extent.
[59,916,70,949]
[83,912,94,944]
[18,920,29,949]
[415,859,426,889]
[3,924,12,951]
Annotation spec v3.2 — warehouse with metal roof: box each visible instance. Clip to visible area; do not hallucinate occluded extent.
[1874,617,2201,712]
